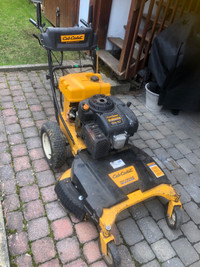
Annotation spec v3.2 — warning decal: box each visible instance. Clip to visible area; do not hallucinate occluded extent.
[109,165,139,187]
[147,162,165,178]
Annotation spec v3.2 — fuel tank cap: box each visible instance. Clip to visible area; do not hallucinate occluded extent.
[90,75,99,82]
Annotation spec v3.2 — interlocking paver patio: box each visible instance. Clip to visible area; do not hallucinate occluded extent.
[1,70,200,266]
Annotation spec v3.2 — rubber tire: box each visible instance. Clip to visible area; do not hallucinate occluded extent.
[103,242,121,267]
[55,179,86,221]
[166,206,182,230]
[41,121,67,169]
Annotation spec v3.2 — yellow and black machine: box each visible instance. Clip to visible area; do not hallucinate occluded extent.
[30,4,182,266]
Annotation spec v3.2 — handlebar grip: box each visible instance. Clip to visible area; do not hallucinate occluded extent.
[29,18,38,28]
[80,19,88,27]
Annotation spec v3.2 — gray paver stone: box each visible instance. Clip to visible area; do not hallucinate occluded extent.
[157,219,182,242]
[151,238,176,262]
[185,153,199,165]
[167,135,180,145]
[172,238,199,266]
[28,217,50,241]
[129,202,149,220]
[172,169,190,186]
[158,138,173,149]
[190,261,200,267]
[36,170,55,187]
[194,242,200,254]
[117,218,144,246]
[116,209,130,222]
[118,244,135,267]
[163,169,177,185]
[183,202,200,224]
[130,241,155,264]
[145,199,165,221]
[145,139,161,150]
[168,147,184,160]
[181,221,200,243]
[157,125,172,136]
[193,148,200,158]
[137,216,163,244]
[190,172,200,187]
[174,130,189,140]
[162,257,184,267]
[154,148,169,162]
[137,130,152,141]
[175,143,191,155]
[142,259,160,267]
[176,158,196,174]
[184,184,200,203]
[181,208,190,224]
[174,184,191,204]
[45,201,67,221]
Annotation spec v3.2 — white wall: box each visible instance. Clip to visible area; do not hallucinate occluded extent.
[78,0,133,50]
[106,0,132,50]
[79,0,90,25]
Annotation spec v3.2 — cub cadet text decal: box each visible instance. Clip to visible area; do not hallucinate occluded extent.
[109,165,139,187]
[61,34,85,42]
[147,162,164,178]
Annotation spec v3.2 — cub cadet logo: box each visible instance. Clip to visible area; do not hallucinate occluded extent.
[61,34,85,43]
[112,167,133,179]
[109,165,139,187]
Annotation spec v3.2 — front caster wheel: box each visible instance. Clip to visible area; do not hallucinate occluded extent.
[103,242,121,267]
[166,206,182,230]
[41,121,67,169]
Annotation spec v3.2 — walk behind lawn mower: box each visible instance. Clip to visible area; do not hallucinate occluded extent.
[30,3,182,266]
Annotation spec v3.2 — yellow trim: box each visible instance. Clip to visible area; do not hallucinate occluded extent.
[99,184,181,255]
[100,231,115,257]
[59,169,71,181]
[167,199,182,218]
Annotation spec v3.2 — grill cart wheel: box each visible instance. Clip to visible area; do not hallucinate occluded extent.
[41,121,67,169]
[166,206,182,230]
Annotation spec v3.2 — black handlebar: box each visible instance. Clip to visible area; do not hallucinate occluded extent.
[80,19,89,27]
[80,5,93,27]
[37,2,42,28]
[29,18,37,28]
[88,5,93,24]
[29,2,45,32]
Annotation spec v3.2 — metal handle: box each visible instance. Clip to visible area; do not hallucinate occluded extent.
[80,18,88,27]
[29,18,37,28]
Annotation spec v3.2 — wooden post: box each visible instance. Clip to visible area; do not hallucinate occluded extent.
[124,0,146,78]
[118,0,141,72]
[43,0,80,27]
[135,0,154,75]
[142,0,163,69]
[90,0,113,49]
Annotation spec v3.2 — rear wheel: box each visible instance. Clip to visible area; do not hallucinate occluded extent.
[41,121,67,169]
[103,242,121,267]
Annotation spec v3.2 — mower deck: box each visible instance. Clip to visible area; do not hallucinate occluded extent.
[71,146,170,217]
[56,145,172,218]
[55,145,182,260]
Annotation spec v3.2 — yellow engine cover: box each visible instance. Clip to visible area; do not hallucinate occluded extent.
[59,72,111,102]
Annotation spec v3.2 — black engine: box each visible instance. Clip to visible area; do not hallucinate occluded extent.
[76,94,138,159]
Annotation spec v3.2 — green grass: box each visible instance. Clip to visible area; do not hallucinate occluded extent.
[0,0,77,65]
